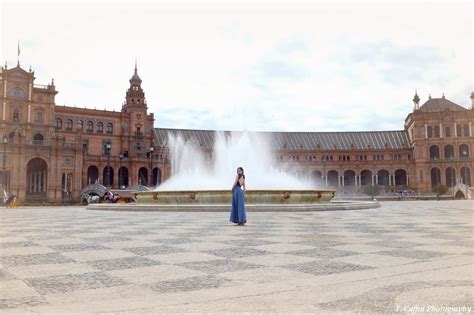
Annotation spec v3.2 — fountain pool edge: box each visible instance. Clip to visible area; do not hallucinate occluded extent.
[86,201,380,212]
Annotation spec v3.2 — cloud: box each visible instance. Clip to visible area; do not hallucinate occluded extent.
[255,60,308,81]
[2,2,471,133]
[339,40,448,85]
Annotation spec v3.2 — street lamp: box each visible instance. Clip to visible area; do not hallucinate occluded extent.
[119,153,123,189]
[461,148,468,185]
[449,156,455,198]
[2,135,7,191]
[149,145,154,187]
[322,156,327,187]
[104,142,111,187]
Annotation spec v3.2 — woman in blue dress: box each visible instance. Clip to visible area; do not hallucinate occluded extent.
[230,167,247,225]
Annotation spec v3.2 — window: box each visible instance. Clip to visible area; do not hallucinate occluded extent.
[35,112,43,123]
[444,145,454,160]
[87,121,93,132]
[459,144,469,158]
[82,140,88,153]
[445,127,451,137]
[13,108,19,121]
[464,125,470,137]
[107,123,113,134]
[55,118,62,129]
[430,145,440,160]
[456,125,462,137]
[8,87,27,98]
[97,122,103,133]
[427,126,433,138]
[77,120,83,131]
[434,126,440,138]
[66,119,73,131]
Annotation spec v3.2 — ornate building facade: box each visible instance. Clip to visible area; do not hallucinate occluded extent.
[0,62,161,203]
[0,61,473,203]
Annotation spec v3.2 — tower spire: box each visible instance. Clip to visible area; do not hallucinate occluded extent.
[134,58,137,74]
[17,41,21,66]
[413,89,420,111]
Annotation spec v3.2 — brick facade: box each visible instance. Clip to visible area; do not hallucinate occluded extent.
[0,61,472,203]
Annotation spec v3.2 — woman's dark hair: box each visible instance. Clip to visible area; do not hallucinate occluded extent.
[237,167,244,174]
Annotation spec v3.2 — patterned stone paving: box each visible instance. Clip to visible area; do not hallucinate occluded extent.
[0,200,472,313]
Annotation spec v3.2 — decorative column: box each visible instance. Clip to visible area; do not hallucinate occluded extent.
[33,172,37,192]
[2,77,7,121]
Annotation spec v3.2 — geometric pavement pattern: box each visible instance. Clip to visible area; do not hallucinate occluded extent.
[0,200,472,313]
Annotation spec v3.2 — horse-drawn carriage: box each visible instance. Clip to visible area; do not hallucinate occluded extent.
[80,184,139,205]
[2,190,18,208]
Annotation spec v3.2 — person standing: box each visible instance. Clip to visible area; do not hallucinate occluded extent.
[230,167,247,225]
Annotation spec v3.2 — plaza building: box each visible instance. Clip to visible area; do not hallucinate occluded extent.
[1,61,473,203]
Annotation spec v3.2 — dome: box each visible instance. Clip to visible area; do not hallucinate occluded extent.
[129,61,142,83]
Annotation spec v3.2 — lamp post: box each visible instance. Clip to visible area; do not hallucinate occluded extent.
[149,145,154,187]
[104,142,111,187]
[119,153,123,189]
[461,148,468,185]
[322,156,327,187]
[449,156,455,198]
[2,135,7,191]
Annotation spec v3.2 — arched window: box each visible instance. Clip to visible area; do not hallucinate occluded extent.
[459,144,469,158]
[461,167,471,186]
[8,87,27,98]
[66,119,73,131]
[97,122,103,133]
[33,133,44,144]
[55,118,62,129]
[431,167,441,187]
[33,133,44,141]
[445,167,456,187]
[429,145,440,160]
[444,145,454,160]
[107,123,113,134]
[87,121,93,132]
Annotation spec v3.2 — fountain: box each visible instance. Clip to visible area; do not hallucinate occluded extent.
[87,131,379,211]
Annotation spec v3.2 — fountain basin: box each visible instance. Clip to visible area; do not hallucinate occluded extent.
[133,189,336,204]
[85,189,381,212]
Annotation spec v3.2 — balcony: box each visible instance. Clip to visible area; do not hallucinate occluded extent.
[28,140,50,146]
[63,142,77,148]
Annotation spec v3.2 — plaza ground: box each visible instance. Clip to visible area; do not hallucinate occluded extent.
[0,200,472,313]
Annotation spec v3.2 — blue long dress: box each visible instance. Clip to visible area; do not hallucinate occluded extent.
[230,176,247,224]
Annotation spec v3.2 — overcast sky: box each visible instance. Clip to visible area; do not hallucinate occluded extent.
[1,2,472,132]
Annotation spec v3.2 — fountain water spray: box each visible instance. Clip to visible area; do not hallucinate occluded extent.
[157,131,312,190]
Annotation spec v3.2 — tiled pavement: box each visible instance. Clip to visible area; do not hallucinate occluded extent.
[0,200,472,313]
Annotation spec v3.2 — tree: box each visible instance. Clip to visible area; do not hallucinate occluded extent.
[432,184,448,201]
[363,185,381,201]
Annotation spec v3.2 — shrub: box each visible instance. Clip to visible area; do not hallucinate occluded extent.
[432,184,448,200]
[363,185,381,200]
